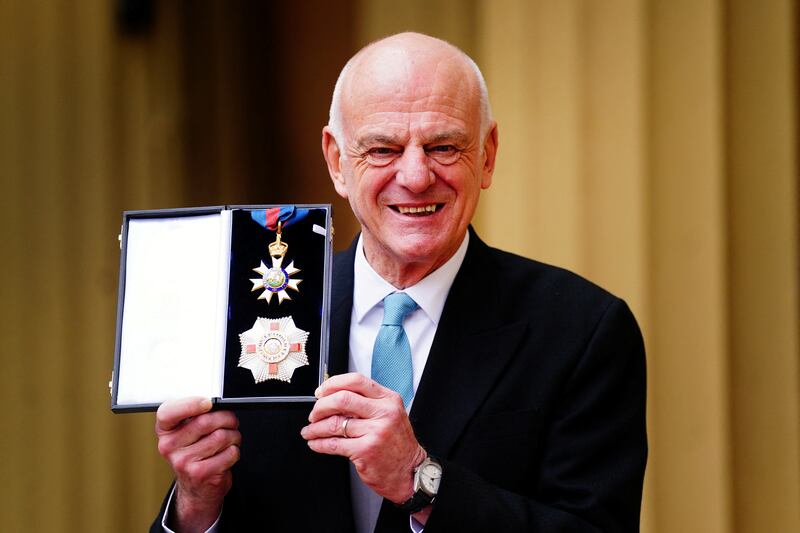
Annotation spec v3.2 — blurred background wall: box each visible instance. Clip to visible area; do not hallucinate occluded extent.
[0,0,797,531]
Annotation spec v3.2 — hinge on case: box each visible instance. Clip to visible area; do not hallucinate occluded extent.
[109,371,113,396]
[118,225,123,250]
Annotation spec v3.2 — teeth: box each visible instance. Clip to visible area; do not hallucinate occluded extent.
[398,204,438,214]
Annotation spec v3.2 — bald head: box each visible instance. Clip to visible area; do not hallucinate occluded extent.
[328,32,492,147]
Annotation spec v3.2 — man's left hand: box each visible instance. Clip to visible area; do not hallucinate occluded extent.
[301,372,426,504]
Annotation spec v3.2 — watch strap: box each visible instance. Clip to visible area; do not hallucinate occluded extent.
[397,490,434,514]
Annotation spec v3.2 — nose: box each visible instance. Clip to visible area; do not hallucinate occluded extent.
[395,147,435,193]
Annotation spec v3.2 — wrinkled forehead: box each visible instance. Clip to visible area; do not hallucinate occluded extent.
[341,45,480,132]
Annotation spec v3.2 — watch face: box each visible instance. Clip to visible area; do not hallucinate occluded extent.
[420,462,442,494]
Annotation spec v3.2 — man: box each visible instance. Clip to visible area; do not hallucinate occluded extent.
[153,32,647,532]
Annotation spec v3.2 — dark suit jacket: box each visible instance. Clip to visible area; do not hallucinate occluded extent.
[153,229,647,532]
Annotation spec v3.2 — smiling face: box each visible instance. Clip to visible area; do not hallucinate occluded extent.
[323,34,498,287]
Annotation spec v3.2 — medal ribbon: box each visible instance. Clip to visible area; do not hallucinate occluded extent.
[251,206,309,231]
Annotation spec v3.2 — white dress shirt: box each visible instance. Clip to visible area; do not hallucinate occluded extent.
[349,232,469,533]
[163,231,469,533]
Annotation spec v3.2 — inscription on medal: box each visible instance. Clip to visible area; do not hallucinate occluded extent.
[260,331,289,362]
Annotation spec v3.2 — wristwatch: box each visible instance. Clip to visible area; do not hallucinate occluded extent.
[397,455,443,514]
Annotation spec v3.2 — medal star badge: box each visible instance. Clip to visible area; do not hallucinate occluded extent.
[238,316,310,383]
[250,210,304,304]
[249,250,302,304]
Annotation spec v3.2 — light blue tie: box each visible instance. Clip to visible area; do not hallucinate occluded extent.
[371,292,418,408]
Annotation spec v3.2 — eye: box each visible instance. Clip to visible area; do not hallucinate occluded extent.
[364,146,400,167]
[426,145,460,164]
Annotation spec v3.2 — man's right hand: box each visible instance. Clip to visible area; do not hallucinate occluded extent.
[156,397,241,533]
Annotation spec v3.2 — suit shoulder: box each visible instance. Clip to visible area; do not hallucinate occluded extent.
[488,246,612,295]
[472,245,643,363]
[483,245,624,319]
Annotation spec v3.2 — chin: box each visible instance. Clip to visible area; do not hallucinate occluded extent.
[387,236,452,266]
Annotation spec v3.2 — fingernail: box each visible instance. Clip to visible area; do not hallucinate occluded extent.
[314,387,321,398]
[199,398,212,411]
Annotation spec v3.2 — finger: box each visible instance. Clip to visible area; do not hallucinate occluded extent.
[169,428,241,473]
[185,428,242,461]
[301,415,367,441]
[308,389,388,423]
[162,411,239,449]
[178,443,241,482]
[315,373,389,401]
[211,443,240,472]
[306,435,357,459]
[156,397,213,432]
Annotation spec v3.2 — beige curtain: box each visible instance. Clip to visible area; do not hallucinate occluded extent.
[1,1,797,532]
[476,2,800,531]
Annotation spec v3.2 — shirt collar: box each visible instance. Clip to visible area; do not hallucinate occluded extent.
[352,231,470,325]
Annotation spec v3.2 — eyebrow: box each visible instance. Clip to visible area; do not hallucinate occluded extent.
[426,131,470,145]
[356,134,401,148]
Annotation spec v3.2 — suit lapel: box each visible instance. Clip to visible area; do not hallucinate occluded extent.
[323,238,358,533]
[409,231,529,457]
[328,237,356,377]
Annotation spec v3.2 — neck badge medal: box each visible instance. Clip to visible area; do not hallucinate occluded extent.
[249,207,305,304]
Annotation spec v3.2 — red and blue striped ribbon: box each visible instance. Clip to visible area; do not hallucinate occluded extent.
[250,206,309,231]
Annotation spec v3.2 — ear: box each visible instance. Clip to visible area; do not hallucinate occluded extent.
[322,126,349,199]
[480,122,499,189]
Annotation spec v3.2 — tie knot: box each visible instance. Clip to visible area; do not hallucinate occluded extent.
[381,292,418,326]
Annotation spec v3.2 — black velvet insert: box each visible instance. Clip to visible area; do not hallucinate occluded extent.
[223,207,328,399]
